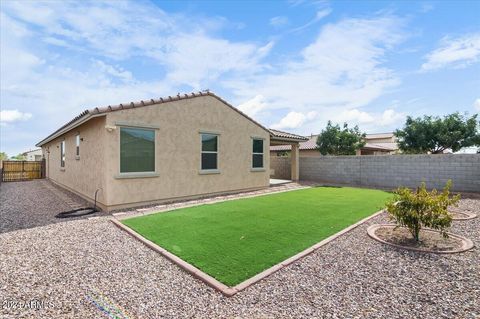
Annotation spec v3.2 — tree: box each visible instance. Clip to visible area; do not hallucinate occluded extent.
[0,152,7,161]
[395,113,480,154]
[11,153,26,161]
[385,181,459,242]
[316,121,366,155]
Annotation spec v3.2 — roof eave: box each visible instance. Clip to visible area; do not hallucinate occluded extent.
[36,113,106,147]
[35,91,272,147]
[270,136,308,143]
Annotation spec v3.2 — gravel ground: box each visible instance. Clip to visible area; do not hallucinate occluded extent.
[0,199,478,319]
[0,180,107,234]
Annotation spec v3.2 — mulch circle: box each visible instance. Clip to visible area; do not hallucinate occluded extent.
[367,224,474,254]
[449,207,477,220]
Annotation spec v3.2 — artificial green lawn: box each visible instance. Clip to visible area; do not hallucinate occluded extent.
[122,186,392,286]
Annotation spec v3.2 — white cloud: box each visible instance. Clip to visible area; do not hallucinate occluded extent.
[0,2,408,153]
[226,14,406,129]
[334,107,405,130]
[340,109,375,124]
[0,109,32,123]
[421,33,480,70]
[380,109,404,126]
[270,16,289,27]
[291,8,332,33]
[0,0,273,153]
[237,95,269,117]
[160,34,270,88]
[271,111,317,129]
[94,60,133,83]
[474,98,480,111]
[1,1,270,88]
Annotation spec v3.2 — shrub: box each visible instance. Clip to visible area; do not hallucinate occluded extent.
[385,181,460,242]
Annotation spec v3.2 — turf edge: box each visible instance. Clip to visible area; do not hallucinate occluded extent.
[110,208,386,297]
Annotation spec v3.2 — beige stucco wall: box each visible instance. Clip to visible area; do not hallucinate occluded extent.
[102,95,270,210]
[42,116,107,207]
[24,149,43,161]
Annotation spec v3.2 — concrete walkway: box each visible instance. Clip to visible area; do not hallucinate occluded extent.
[113,182,309,220]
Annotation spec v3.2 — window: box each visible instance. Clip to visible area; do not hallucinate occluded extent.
[201,133,218,170]
[75,134,80,156]
[60,140,65,167]
[252,138,264,168]
[120,127,155,173]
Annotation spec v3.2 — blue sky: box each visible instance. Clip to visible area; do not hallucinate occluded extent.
[1,0,479,156]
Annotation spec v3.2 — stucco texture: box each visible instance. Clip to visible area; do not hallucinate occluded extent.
[44,96,270,211]
[42,116,107,206]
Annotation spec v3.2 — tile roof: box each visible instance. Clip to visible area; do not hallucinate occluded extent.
[269,129,309,141]
[362,142,396,151]
[270,134,318,151]
[365,132,394,139]
[270,134,398,152]
[36,91,307,146]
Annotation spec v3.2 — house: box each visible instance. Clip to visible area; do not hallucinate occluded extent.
[36,91,307,212]
[270,132,398,157]
[357,132,398,155]
[22,149,43,161]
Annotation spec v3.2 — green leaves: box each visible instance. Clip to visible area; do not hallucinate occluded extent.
[316,121,366,155]
[385,181,460,241]
[395,113,480,154]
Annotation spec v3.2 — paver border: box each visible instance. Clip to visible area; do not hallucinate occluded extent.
[449,210,477,221]
[111,208,386,297]
[367,224,475,254]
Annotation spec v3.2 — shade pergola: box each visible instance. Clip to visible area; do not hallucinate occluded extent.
[269,129,308,181]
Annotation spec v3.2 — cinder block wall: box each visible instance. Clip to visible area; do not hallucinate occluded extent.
[270,157,291,180]
[273,154,480,192]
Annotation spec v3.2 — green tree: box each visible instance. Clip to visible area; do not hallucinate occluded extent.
[385,181,459,242]
[0,152,7,161]
[316,121,366,155]
[395,113,480,154]
[11,153,26,161]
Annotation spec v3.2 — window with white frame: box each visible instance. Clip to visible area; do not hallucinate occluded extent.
[75,134,80,156]
[201,133,218,170]
[60,140,65,167]
[120,127,155,173]
[252,138,264,168]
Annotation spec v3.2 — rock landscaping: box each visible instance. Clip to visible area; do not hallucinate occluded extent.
[367,224,474,253]
[0,180,105,234]
[1,198,479,318]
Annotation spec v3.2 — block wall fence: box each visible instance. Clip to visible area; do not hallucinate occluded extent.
[270,154,480,193]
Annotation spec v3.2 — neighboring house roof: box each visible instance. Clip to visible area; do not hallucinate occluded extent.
[365,132,395,139]
[22,148,42,155]
[270,134,318,151]
[269,129,308,142]
[36,91,306,147]
[362,142,396,151]
[270,132,397,152]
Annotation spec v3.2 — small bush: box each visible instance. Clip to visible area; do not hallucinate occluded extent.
[385,181,460,242]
